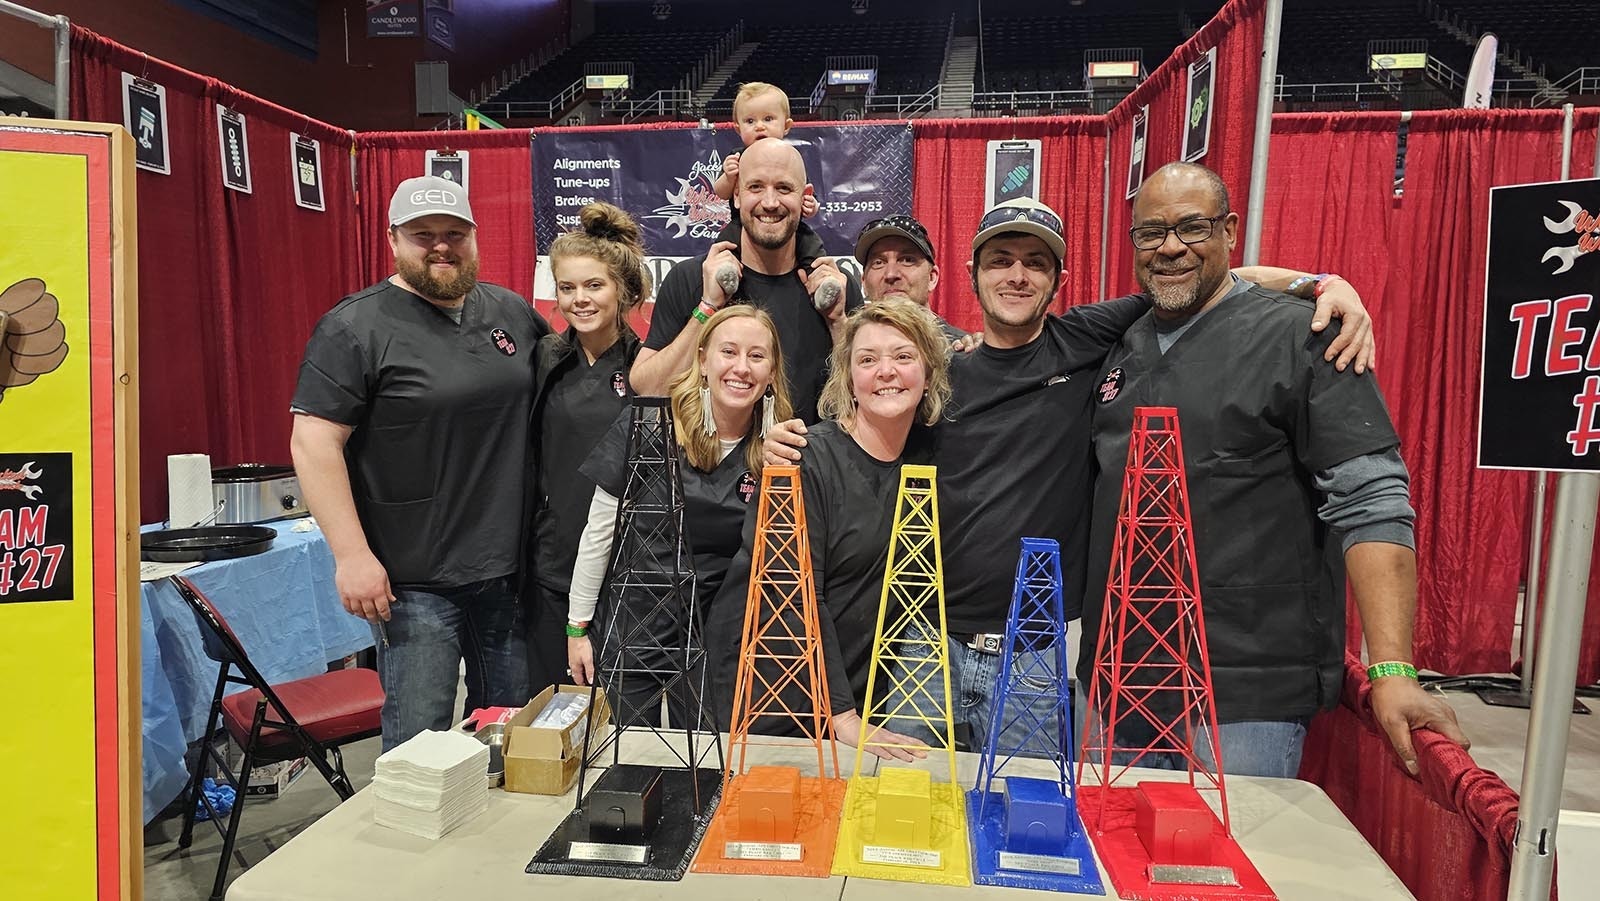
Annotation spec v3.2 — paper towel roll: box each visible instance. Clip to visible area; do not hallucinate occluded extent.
[168,453,214,528]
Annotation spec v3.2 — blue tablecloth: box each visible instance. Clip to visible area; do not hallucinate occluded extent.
[140,520,374,823]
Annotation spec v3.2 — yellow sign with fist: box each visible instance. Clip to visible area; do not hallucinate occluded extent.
[0,117,140,900]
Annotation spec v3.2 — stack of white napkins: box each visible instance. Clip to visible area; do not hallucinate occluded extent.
[372,730,490,839]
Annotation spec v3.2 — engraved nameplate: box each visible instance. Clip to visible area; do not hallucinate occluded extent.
[1149,863,1239,885]
[998,851,1082,875]
[567,841,649,865]
[861,845,941,868]
[723,841,803,861]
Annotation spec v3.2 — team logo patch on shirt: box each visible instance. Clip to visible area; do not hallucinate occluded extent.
[737,470,757,504]
[1098,367,1125,404]
[611,371,627,397]
[490,328,516,356]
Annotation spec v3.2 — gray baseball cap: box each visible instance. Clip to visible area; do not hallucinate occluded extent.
[388,175,476,227]
[971,197,1065,263]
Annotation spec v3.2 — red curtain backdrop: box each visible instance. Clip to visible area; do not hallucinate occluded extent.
[1259,108,1600,683]
[67,17,1600,682]
[355,129,538,302]
[908,116,1107,333]
[1298,656,1523,901]
[70,27,360,523]
[1103,0,1265,297]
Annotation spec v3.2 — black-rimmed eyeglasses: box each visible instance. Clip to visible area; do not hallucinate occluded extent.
[978,204,1063,236]
[1128,216,1225,250]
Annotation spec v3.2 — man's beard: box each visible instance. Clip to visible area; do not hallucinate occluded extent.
[1139,263,1208,315]
[397,254,480,302]
[743,209,798,250]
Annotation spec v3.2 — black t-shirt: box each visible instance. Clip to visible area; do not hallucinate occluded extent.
[1083,288,1400,721]
[291,279,549,589]
[930,295,1148,633]
[705,420,932,730]
[531,332,639,594]
[580,407,757,615]
[644,254,864,424]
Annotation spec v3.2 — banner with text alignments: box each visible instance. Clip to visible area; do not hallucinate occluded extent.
[529,124,912,303]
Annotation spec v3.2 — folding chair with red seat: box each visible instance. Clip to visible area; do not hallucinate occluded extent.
[170,575,384,901]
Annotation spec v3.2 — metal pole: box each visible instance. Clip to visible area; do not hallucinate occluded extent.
[53,15,68,119]
[1561,103,1575,180]
[0,3,69,118]
[1507,472,1600,901]
[1241,0,1284,265]
[1521,106,1577,694]
[1522,474,1548,694]
[1099,139,1110,301]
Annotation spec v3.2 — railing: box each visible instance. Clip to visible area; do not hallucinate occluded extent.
[609,89,694,123]
[1275,80,1404,105]
[1540,66,1600,104]
[865,85,941,116]
[971,89,1099,114]
[474,99,555,120]
[1369,37,1428,58]
[1275,73,1550,111]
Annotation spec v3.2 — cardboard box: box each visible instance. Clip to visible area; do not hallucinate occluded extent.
[503,684,610,796]
[242,756,309,798]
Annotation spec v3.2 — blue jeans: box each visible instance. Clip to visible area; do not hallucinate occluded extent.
[375,576,529,751]
[1074,688,1309,779]
[883,625,1067,760]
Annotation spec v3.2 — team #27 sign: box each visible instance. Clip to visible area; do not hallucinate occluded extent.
[1480,178,1600,471]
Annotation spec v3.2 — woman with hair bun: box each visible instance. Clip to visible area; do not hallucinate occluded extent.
[524,202,653,695]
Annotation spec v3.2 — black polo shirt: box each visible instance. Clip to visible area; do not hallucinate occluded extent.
[531,331,640,594]
[580,407,757,615]
[292,279,548,589]
[1083,287,1400,721]
[930,295,1149,633]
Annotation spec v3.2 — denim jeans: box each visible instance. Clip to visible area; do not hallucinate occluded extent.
[882,625,1068,760]
[1074,687,1309,779]
[375,576,529,751]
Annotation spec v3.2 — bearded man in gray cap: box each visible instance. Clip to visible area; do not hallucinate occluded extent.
[291,175,549,749]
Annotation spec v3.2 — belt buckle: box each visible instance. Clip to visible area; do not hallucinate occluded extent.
[972,633,1003,655]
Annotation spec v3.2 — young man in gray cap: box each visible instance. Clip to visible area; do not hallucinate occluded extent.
[853,214,967,340]
[290,175,549,749]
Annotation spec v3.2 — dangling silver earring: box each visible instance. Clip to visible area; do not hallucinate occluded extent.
[700,380,716,436]
[760,388,776,437]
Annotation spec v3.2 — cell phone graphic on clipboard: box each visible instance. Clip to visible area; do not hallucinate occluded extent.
[986,139,1041,207]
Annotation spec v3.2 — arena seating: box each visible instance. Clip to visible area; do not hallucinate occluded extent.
[977,13,1185,93]
[1275,0,1471,86]
[711,19,949,109]
[481,0,1596,119]
[488,28,723,107]
[1442,1,1593,76]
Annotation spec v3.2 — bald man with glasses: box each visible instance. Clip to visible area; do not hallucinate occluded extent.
[1081,162,1467,777]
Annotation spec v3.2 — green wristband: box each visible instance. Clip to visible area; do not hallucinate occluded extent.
[565,622,588,638]
[1367,661,1418,681]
